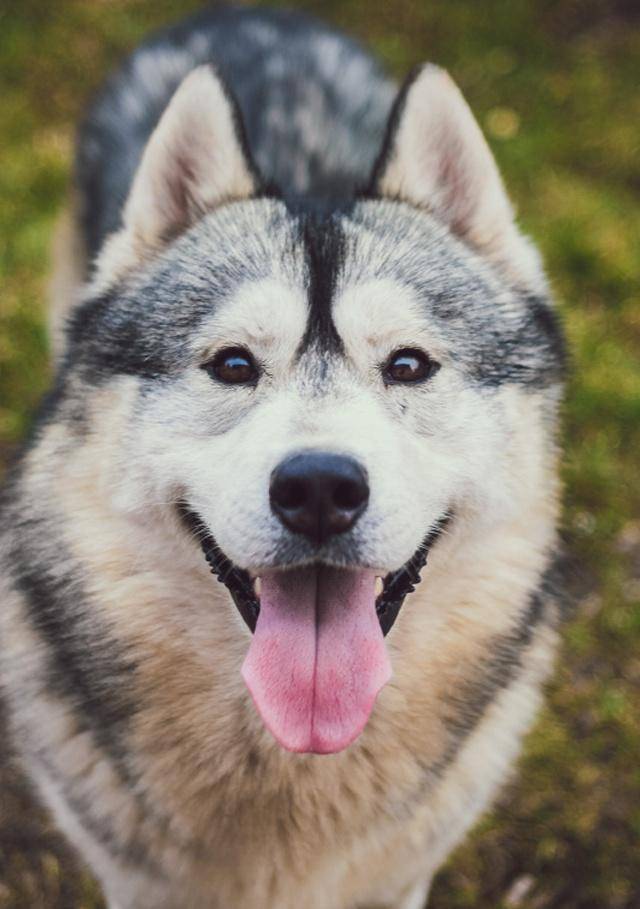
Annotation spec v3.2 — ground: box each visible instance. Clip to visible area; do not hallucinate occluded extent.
[0,1,639,907]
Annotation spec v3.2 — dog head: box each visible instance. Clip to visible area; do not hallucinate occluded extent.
[64,65,563,753]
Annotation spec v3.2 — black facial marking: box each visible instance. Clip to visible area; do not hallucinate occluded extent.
[65,227,272,383]
[376,513,452,635]
[384,246,566,390]
[523,292,568,378]
[178,503,259,632]
[298,215,346,355]
[459,291,567,390]
[10,530,137,781]
[68,288,170,380]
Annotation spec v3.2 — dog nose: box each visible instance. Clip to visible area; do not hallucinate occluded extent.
[270,452,369,544]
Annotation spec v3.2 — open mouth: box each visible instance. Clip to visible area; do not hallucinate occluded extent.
[179,504,450,636]
[179,503,450,753]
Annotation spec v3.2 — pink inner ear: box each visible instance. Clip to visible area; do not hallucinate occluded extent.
[122,65,256,254]
[376,64,514,251]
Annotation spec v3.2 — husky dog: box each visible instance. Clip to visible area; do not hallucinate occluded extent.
[0,6,566,908]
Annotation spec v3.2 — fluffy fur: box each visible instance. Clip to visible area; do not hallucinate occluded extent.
[0,7,565,908]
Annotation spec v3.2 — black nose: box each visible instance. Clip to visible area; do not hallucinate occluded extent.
[270,452,369,544]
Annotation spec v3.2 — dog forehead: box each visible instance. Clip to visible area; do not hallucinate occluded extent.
[194,276,309,354]
[329,203,495,355]
[341,200,500,300]
[332,278,430,346]
[72,196,562,394]
[184,202,485,362]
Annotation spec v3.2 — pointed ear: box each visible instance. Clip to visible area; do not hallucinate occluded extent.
[372,65,544,289]
[93,66,258,287]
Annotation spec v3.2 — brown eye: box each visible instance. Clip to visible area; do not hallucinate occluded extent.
[204,348,259,385]
[383,348,438,385]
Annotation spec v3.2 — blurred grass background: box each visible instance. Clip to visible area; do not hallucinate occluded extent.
[0,1,639,907]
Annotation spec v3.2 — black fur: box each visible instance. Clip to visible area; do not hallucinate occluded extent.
[6,513,189,868]
[66,211,274,382]
[379,239,565,390]
[376,512,452,635]
[299,215,346,355]
[11,548,137,774]
[76,6,394,261]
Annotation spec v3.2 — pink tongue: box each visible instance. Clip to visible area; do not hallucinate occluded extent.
[241,567,391,754]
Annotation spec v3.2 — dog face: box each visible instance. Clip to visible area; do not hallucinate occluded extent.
[63,66,563,753]
[77,199,559,570]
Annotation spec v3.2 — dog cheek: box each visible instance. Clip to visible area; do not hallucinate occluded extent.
[354,437,445,568]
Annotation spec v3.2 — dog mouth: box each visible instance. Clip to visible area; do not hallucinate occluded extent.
[179,504,450,637]
[179,503,450,753]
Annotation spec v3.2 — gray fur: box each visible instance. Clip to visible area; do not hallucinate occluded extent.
[77,6,395,259]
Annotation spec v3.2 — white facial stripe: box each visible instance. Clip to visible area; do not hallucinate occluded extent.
[192,277,309,365]
[332,278,450,369]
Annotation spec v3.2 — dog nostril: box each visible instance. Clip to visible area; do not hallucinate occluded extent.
[276,478,307,510]
[334,479,367,511]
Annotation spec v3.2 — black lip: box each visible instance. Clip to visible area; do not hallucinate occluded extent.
[178,503,451,636]
[375,513,451,634]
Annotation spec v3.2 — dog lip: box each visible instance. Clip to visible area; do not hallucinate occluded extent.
[177,502,260,631]
[373,512,452,635]
[177,501,452,636]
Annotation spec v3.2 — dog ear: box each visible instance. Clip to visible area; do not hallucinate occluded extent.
[93,66,258,287]
[372,65,543,288]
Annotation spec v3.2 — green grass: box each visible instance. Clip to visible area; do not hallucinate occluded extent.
[1,2,639,907]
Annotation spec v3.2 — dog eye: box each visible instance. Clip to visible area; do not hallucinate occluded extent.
[383,348,438,385]
[203,348,259,385]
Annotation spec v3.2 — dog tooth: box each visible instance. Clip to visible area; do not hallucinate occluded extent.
[254,577,262,598]
[375,577,384,597]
